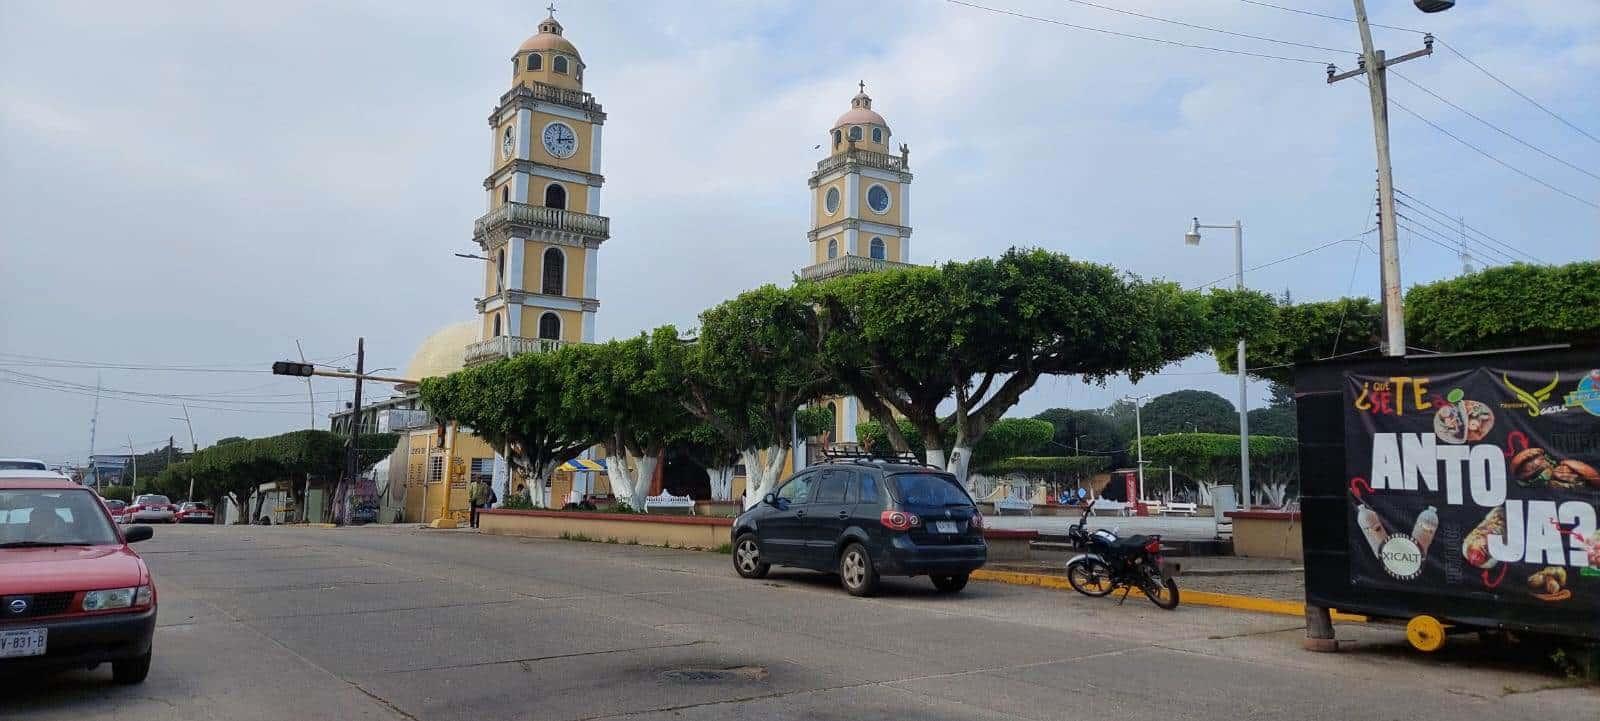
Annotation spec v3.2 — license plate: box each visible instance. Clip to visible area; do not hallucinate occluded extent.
[0,628,47,658]
[934,521,959,534]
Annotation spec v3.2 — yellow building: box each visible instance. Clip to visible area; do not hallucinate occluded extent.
[465,10,607,365]
[799,84,917,447]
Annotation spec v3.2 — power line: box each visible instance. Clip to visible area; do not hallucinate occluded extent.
[1396,218,1498,264]
[1234,0,1427,34]
[0,376,326,416]
[1395,212,1516,265]
[1393,200,1531,265]
[1436,39,1600,148]
[1054,0,1354,55]
[0,369,353,405]
[1186,231,1376,291]
[1389,70,1600,182]
[1393,187,1547,264]
[944,0,1331,64]
[1362,79,1600,210]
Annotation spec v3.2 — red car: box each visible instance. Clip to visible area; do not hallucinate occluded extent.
[174,502,214,524]
[1,472,157,684]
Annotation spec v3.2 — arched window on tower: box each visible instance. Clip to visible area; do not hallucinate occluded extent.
[538,312,561,341]
[553,56,569,74]
[849,126,863,141]
[544,183,566,210]
[827,238,838,260]
[492,314,502,337]
[512,57,519,74]
[872,127,882,144]
[500,186,509,206]
[831,129,841,147]
[870,237,886,260]
[529,53,542,71]
[495,249,506,292]
[542,247,565,296]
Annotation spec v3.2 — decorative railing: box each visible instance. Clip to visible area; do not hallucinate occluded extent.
[503,81,602,113]
[473,202,610,241]
[799,255,915,281]
[814,148,908,176]
[464,336,570,365]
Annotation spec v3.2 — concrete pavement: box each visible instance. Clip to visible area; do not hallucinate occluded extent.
[5,524,1592,720]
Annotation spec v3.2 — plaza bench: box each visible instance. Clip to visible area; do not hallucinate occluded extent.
[1161,502,1198,516]
[1089,499,1131,516]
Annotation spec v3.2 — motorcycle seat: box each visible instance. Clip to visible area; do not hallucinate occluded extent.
[1110,534,1150,550]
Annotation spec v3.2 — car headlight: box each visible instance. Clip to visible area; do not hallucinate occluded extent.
[82,585,153,611]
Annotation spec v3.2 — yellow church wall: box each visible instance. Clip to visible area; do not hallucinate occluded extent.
[530,111,594,172]
[519,243,588,298]
[812,178,846,228]
[525,180,589,212]
[518,307,583,343]
[514,53,582,91]
[813,234,844,264]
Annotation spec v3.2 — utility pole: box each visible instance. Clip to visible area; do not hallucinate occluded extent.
[167,436,174,470]
[1326,0,1434,358]
[126,437,138,490]
[1125,395,1149,501]
[342,337,365,525]
[1458,217,1474,275]
[87,375,101,492]
[295,339,317,429]
[172,404,199,501]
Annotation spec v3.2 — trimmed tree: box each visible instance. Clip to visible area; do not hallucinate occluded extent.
[1029,408,1127,457]
[1138,390,1237,435]
[562,334,692,510]
[1139,433,1297,507]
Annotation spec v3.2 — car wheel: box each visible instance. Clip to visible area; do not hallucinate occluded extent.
[839,543,879,597]
[112,650,151,684]
[931,573,969,593]
[732,533,770,579]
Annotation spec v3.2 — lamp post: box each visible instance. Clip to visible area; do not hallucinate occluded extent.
[1186,217,1251,510]
[1124,394,1149,501]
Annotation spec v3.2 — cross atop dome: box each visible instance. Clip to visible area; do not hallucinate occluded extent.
[537,3,564,35]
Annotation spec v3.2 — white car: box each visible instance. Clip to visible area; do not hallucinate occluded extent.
[0,458,49,471]
[126,494,178,524]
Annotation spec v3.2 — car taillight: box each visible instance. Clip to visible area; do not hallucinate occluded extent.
[970,512,984,529]
[879,510,919,531]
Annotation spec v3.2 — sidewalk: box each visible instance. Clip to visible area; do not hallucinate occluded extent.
[986,555,1306,602]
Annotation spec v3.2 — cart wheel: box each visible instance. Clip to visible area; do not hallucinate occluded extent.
[1405,615,1447,653]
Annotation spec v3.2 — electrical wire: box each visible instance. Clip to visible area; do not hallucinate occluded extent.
[1185,231,1376,291]
[1393,205,1522,265]
[1054,0,1353,55]
[1396,218,1498,263]
[1361,79,1600,210]
[1393,188,1547,264]
[1389,70,1600,182]
[0,377,315,416]
[1234,0,1427,34]
[1435,39,1600,148]
[0,370,355,405]
[945,0,1332,64]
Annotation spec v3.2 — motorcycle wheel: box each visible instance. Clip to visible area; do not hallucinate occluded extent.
[1066,559,1114,597]
[1140,567,1180,610]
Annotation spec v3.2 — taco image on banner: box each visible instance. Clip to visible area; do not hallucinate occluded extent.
[1462,505,1505,569]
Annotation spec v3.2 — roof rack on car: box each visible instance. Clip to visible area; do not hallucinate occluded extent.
[817,445,941,469]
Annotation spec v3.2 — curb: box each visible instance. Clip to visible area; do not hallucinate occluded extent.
[969,569,1365,622]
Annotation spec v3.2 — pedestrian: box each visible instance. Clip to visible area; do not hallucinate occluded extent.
[468,478,488,528]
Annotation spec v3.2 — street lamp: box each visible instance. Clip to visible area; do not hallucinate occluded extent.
[1186,217,1251,510]
[1124,394,1150,501]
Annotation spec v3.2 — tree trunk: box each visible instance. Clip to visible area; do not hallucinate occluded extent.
[604,450,637,508]
[739,444,789,510]
[946,445,974,488]
[632,454,659,510]
[707,466,734,501]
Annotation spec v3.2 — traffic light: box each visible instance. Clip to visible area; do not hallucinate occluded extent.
[272,361,315,377]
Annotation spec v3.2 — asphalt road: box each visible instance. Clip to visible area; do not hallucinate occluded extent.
[6,524,1592,720]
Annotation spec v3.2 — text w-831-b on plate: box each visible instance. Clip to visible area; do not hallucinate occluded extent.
[0,628,47,658]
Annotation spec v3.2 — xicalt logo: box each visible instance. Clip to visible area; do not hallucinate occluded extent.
[1564,370,1600,417]
[1502,373,1559,418]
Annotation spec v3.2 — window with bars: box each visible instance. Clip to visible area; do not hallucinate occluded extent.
[427,456,444,483]
[469,458,494,485]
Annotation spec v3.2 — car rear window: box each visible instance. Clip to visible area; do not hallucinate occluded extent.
[814,472,848,504]
[0,460,48,470]
[891,473,973,508]
[136,495,171,505]
[0,489,120,546]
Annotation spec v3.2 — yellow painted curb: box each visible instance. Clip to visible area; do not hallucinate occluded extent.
[429,518,459,529]
[970,569,1364,622]
[302,523,337,528]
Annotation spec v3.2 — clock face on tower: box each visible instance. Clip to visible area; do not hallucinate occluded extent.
[543,122,578,159]
[501,127,514,160]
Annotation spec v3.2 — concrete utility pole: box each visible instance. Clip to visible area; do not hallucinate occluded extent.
[342,337,366,525]
[1125,395,1150,501]
[126,437,137,490]
[1327,0,1435,357]
[171,404,199,501]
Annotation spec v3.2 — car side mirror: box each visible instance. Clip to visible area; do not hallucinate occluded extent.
[762,493,778,507]
[123,525,154,543]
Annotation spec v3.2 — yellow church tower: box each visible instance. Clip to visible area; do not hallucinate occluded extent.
[801,82,914,283]
[801,84,915,446]
[465,9,607,366]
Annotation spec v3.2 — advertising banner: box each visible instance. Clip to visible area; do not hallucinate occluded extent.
[1344,366,1600,610]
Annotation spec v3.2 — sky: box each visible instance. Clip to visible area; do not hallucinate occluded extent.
[2,0,1597,463]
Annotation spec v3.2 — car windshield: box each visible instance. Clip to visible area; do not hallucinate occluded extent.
[0,460,48,470]
[0,489,121,546]
[136,495,170,506]
[891,473,973,508]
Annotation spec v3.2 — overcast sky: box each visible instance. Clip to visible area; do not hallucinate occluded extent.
[3,0,1596,463]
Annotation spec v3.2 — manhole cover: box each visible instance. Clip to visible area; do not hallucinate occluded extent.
[660,666,769,683]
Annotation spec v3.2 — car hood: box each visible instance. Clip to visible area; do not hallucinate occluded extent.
[0,545,146,595]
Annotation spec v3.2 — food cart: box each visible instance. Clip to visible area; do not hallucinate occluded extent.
[1296,344,1599,651]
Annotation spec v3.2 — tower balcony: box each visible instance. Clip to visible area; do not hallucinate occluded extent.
[463,335,571,366]
[473,202,610,249]
[810,148,912,186]
[799,255,915,282]
[495,81,605,118]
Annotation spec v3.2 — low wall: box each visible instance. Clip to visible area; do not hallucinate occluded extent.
[693,500,743,518]
[1225,510,1303,561]
[480,509,732,549]
[481,509,1034,561]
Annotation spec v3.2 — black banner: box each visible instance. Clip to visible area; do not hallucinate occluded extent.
[1344,366,1600,610]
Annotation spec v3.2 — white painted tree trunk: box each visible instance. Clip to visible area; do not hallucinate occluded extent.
[605,453,637,508]
[533,459,562,508]
[1261,482,1288,509]
[740,445,789,510]
[925,448,947,470]
[632,455,659,511]
[707,466,734,501]
[946,445,974,488]
[1195,481,1218,507]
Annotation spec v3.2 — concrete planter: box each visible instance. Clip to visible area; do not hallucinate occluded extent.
[1224,510,1302,561]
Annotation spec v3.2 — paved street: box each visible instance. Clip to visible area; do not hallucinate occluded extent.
[6,524,1592,720]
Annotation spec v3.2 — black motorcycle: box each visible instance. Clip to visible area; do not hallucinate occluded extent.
[1064,508,1181,609]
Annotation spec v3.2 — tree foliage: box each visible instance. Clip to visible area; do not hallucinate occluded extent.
[97,485,133,503]
[1029,408,1127,457]
[1406,261,1600,351]
[1139,433,1297,504]
[1247,405,1297,437]
[978,455,1109,479]
[969,418,1053,469]
[1138,390,1237,435]
[153,430,395,522]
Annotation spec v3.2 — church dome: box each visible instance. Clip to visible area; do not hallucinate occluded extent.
[519,14,581,59]
[402,321,480,384]
[832,84,887,131]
